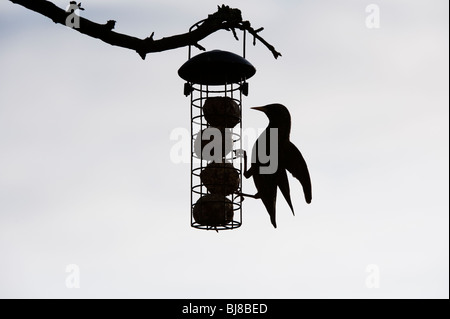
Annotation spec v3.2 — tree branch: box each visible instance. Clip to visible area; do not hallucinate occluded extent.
[9,1,282,60]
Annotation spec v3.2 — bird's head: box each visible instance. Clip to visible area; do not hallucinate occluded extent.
[251,104,291,129]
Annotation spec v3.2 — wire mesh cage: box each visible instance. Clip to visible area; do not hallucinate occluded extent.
[178,26,256,231]
[190,83,243,231]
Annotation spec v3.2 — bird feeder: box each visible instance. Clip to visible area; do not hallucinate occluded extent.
[178,29,256,231]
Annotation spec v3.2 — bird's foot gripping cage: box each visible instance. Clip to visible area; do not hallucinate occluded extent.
[178,27,256,231]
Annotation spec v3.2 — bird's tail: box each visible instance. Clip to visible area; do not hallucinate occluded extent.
[278,169,295,215]
[259,192,277,228]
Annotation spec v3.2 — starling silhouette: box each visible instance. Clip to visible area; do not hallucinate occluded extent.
[243,104,312,228]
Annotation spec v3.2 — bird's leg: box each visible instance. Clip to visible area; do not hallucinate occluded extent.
[235,192,260,199]
[234,149,259,201]
[234,149,253,179]
[234,191,261,203]
[243,150,255,179]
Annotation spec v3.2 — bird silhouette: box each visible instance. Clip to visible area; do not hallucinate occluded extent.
[242,104,312,228]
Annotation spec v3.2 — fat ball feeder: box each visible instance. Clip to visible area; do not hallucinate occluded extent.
[178,25,256,231]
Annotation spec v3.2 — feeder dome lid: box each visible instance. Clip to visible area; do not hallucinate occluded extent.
[178,50,256,85]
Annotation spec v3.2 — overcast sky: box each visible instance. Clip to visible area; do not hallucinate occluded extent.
[0,0,448,298]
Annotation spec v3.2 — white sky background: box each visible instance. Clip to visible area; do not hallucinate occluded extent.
[0,0,448,298]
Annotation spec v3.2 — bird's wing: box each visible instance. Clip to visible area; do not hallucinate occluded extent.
[277,169,295,215]
[283,141,312,204]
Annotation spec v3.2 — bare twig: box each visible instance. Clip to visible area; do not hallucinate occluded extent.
[9,1,282,60]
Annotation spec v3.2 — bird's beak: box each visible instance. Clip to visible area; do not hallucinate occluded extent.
[251,106,266,113]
